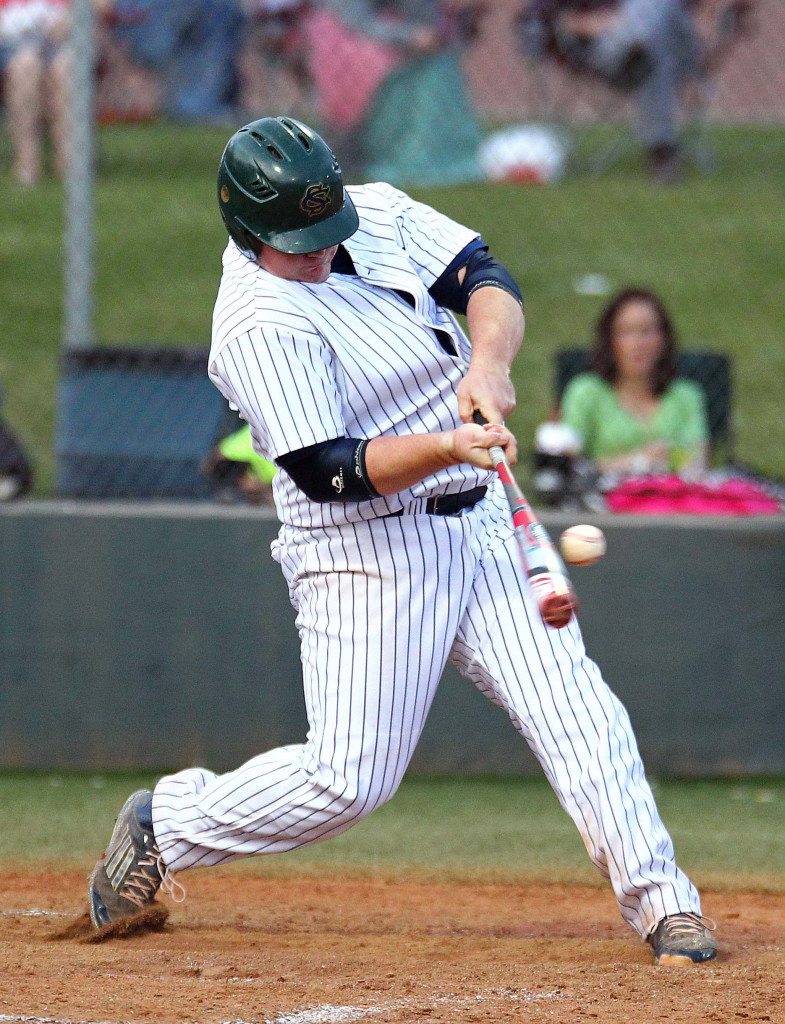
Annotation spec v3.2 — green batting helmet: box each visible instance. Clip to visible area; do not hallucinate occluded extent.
[217,116,359,256]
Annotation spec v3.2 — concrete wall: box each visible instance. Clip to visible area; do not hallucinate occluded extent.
[1,502,783,776]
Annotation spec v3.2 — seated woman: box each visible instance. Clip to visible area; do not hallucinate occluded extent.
[560,287,709,479]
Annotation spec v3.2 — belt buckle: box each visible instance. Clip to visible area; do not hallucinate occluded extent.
[430,494,443,515]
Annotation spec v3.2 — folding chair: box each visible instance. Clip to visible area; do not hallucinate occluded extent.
[517,0,754,177]
[517,3,640,175]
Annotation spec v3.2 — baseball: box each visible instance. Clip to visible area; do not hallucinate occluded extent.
[559,524,606,566]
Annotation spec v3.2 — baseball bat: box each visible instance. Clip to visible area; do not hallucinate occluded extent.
[473,411,577,628]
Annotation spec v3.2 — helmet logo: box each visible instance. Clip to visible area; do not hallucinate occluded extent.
[220,185,230,203]
[300,182,332,218]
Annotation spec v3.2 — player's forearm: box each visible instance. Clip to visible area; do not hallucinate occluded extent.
[363,434,454,495]
[458,286,524,424]
[364,423,516,496]
[465,285,525,373]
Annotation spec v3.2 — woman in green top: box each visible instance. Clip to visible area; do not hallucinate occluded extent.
[561,288,709,477]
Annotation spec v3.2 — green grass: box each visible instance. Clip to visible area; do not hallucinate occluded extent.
[2,123,784,494]
[2,772,785,890]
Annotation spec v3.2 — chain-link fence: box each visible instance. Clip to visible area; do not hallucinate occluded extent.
[1,0,783,501]
[56,346,242,498]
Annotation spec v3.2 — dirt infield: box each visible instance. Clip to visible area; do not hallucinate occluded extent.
[1,869,784,1024]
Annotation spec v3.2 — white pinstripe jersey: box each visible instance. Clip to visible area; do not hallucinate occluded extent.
[209,182,494,528]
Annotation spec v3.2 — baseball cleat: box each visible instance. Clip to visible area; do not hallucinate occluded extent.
[648,913,718,965]
[88,789,183,929]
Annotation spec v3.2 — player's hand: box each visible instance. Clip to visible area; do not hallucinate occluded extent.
[456,364,516,426]
[444,422,517,470]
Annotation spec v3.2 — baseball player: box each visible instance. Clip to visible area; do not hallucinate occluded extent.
[88,116,717,966]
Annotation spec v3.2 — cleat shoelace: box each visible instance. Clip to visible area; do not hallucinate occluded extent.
[115,833,187,907]
[156,853,187,904]
[660,913,716,942]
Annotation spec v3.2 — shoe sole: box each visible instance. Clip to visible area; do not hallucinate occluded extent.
[656,950,718,966]
[88,860,119,930]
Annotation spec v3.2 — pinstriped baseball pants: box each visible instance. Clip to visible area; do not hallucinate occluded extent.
[152,481,700,938]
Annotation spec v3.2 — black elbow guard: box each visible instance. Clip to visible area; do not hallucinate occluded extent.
[278,437,381,503]
[462,248,524,311]
[429,245,523,315]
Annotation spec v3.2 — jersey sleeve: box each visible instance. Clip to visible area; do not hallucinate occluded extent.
[209,327,346,462]
[376,183,480,287]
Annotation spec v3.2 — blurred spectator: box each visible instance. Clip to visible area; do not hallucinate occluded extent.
[518,1,756,183]
[200,423,277,505]
[106,0,246,121]
[304,0,486,185]
[560,288,709,479]
[95,0,161,122]
[0,0,70,185]
[0,382,33,499]
[235,0,312,117]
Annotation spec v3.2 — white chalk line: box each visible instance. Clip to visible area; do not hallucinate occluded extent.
[262,991,562,1024]
[1,909,71,917]
[263,1009,379,1024]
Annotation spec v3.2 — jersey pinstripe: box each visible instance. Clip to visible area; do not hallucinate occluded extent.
[209,182,491,528]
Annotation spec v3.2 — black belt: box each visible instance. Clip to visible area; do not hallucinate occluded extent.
[384,485,487,518]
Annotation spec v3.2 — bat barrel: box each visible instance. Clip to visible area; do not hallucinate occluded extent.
[538,588,577,629]
[474,409,577,629]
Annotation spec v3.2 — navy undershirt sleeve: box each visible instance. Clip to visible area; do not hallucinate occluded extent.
[428,239,488,313]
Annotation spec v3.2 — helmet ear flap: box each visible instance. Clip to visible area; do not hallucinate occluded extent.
[233,227,263,260]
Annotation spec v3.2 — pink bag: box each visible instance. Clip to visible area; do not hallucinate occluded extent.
[605,474,782,516]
